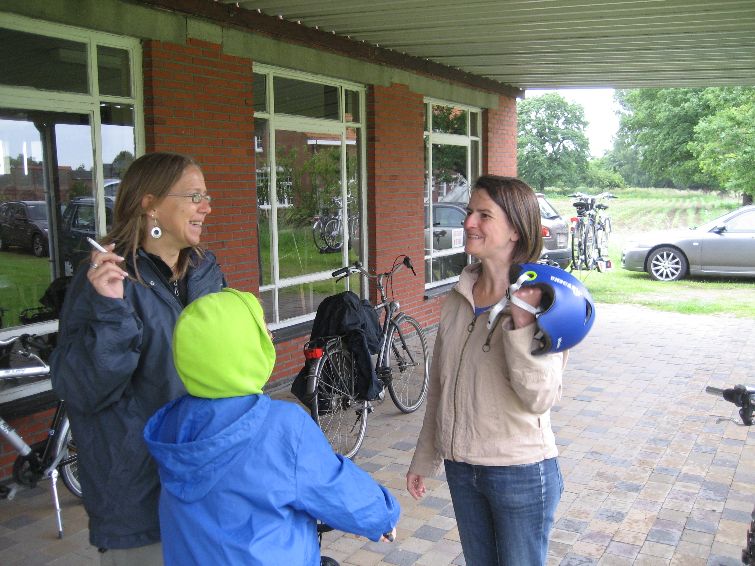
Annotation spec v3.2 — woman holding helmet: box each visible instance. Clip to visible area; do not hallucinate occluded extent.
[406,175,587,565]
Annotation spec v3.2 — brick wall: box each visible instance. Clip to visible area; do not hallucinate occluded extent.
[0,408,55,484]
[366,84,433,327]
[143,38,258,291]
[484,94,518,176]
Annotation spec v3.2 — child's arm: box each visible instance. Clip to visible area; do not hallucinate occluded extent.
[293,415,400,542]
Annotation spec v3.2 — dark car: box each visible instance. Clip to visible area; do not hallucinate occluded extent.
[622,205,755,281]
[425,195,571,269]
[60,197,114,276]
[0,200,50,257]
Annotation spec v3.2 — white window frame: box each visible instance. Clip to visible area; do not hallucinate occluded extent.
[0,13,144,240]
[424,98,482,289]
[253,64,367,329]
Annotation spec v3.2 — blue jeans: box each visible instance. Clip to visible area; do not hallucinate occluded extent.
[444,458,563,566]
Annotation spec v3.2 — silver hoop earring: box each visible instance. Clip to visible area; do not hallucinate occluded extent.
[150,214,162,239]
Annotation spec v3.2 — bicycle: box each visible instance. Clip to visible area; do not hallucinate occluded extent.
[569,191,616,272]
[705,384,754,564]
[302,255,430,458]
[312,195,359,253]
[0,333,81,538]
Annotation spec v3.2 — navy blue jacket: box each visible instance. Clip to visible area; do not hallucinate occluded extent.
[144,395,400,566]
[51,249,225,549]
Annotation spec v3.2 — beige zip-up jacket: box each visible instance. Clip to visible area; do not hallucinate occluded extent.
[409,263,567,478]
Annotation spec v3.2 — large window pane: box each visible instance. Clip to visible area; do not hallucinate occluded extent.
[0,28,88,94]
[274,77,339,120]
[0,111,94,326]
[275,130,343,280]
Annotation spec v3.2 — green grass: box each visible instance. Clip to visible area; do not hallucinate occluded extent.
[0,251,52,327]
[542,187,754,318]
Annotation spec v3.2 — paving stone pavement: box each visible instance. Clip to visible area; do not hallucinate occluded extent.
[1,303,753,565]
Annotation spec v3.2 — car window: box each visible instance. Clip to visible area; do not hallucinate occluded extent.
[25,203,47,221]
[724,210,755,232]
[435,206,465,227]
[538,197,560,220]
[72,205,95,230]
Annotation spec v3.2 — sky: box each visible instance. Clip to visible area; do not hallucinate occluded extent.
[525,88,621,158]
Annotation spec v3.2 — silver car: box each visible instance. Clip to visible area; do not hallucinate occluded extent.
[621,205,755,281]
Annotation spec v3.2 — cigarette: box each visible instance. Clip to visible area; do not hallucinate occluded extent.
[87,237,108,253]
[87,237,136,282]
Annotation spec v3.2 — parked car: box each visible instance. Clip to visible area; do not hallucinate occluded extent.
[424,194,571,269]
[537,193,571,269]
[59,196,114,275]
[621,205,755,281]
[0,200,50,257]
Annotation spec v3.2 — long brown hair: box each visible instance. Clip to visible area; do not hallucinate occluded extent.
[472,175,543,264]
[102,152,204,281]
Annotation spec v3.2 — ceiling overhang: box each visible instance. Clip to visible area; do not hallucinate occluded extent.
[135,0,755,92]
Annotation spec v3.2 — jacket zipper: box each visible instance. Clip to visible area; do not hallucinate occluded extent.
[450,315,478,461]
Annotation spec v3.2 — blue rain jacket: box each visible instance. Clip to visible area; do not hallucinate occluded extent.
[51,248,224,549]
[144,395,400,566]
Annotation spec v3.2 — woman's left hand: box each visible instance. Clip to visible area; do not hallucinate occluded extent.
[510,286,542,329]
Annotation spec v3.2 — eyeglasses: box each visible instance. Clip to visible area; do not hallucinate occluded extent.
[166,192,212,204]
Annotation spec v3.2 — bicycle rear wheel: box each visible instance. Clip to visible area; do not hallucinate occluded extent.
[55,416,81,498]
[385,315,429,413]
[310,341,367,459]
[322,218,343,251]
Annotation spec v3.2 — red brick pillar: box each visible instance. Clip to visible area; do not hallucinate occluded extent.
[366,84,428,321]
[142,38,258,291]
[484,94,518,177]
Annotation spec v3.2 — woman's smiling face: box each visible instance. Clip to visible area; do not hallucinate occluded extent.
[149,165,211,251]
[463,188,519,261]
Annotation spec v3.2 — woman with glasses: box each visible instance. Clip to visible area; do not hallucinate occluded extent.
[51,152,226,566]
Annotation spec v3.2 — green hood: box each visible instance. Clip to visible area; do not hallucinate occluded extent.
[173,288,276,398]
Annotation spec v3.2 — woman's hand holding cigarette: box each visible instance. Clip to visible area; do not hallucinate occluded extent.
[87,239,130,299]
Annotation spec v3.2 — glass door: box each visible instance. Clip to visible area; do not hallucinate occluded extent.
[0,109,94,328]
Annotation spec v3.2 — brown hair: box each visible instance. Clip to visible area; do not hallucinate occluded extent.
[102,152,203,281]
[472,175,543,264]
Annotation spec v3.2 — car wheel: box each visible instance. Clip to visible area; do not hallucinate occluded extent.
[0,233,6,251]
[647,246,688,281]
[32,233,47,257]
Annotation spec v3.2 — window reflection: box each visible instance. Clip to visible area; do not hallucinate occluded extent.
[0,28,88,94]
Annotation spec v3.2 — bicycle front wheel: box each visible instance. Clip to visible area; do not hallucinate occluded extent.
[310,341,367,459]
[312,219,329,252]
[55,416,82,498]
[385,315,429,413]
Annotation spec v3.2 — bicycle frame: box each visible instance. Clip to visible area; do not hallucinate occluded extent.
[0,336,76,538]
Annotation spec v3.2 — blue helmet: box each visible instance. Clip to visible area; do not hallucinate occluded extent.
[510,263,596,354]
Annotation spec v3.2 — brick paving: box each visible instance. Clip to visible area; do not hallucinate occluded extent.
[1,303,753,565]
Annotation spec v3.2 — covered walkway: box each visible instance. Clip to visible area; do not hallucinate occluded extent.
[1,303,753,565]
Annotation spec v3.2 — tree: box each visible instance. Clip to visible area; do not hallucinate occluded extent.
[616,89,719,189]
[689,88,755,204]
[517,93,590,191]
[111,151,135,178]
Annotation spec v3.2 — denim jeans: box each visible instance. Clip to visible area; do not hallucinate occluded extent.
[444,458,563,566]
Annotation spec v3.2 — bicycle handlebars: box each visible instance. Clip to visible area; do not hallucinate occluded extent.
[706,385,755,426]
[331,256,415,280]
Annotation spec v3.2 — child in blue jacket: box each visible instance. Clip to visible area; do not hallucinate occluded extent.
[144,288,400,565]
